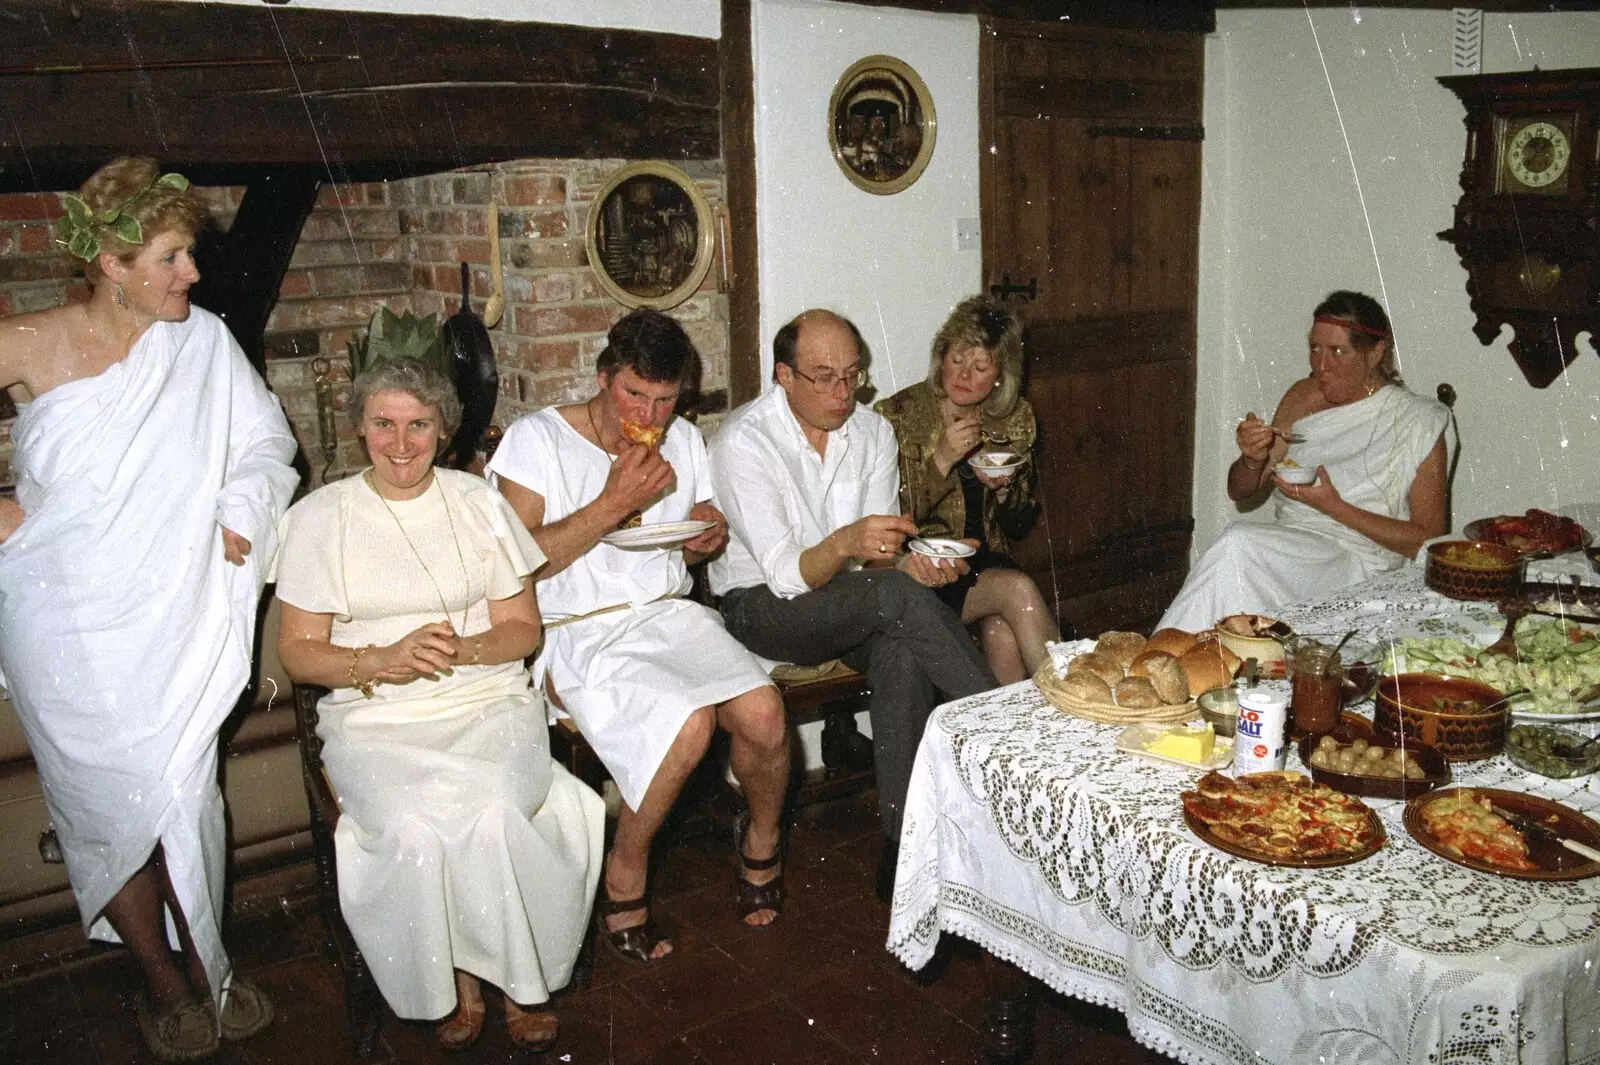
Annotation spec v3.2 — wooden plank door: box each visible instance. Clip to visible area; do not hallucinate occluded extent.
[980,21,1204,636]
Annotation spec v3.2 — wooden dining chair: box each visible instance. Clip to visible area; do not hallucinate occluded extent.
[291,681,384,1059]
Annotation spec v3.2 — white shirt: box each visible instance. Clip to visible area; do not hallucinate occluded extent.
[709,385,901,599]
[486,407,713,618]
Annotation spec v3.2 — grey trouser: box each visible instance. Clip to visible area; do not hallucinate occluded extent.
[719,569,997,840]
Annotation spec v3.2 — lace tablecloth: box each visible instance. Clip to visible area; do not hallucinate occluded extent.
[887,561,1600,1065]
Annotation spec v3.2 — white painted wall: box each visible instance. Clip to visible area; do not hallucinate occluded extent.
[164,0,718,38]
[1194,9,1600,557]
[751,0,982,395]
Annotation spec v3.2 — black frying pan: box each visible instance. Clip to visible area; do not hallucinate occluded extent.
[440,261,500,469]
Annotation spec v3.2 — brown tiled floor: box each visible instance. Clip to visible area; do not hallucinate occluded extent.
[0,790,1165,1064]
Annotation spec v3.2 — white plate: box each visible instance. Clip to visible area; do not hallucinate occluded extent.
[1511,706,1600,723]
[601,519,716,550]
[908,537,976,560]
[1115,723,1235,770]
[968,451,1026,474]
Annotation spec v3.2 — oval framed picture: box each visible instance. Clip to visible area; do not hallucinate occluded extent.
[586,161,715,310]
[827,54,937,196]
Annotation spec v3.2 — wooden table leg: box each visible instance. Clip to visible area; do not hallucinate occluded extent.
[982,949,1036,1063]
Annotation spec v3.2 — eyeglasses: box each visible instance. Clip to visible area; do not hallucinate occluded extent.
[789,365,870,394]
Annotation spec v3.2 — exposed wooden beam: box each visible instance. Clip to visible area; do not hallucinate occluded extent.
[720,0,762,406]
[190,167,323,375]
[0,0,720,193]
[1214,0,1598,9]
[828,0,1215,32]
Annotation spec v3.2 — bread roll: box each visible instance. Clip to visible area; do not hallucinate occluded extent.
[1094,631,1147,670]
[1129,650,1189,705]
[1113,676,1162,709]
[1068,651,1124,688]
[1060,671,1114,703]
[1179,641,1242,698]
[1145,627,1199,658]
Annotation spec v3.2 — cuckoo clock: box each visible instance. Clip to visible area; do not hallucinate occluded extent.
[1437,67,1599,387]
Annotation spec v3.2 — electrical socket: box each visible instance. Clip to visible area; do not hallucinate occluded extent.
[955,217,981,252]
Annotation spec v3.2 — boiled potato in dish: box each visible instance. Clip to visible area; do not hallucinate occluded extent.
[1307,736,1423,780]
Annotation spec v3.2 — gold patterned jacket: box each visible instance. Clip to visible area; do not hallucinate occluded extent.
[873,382,1038,555]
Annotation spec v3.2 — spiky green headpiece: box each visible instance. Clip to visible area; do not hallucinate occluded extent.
[347,306,450,380]
[58,171,191,262]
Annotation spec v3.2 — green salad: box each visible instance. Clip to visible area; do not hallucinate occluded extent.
[1381,619,1600,716]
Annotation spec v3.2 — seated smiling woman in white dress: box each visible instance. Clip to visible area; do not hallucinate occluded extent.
[1159,291,1449,631]
[273,359,604,1054]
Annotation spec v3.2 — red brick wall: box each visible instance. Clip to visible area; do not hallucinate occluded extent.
[0,158,730,490]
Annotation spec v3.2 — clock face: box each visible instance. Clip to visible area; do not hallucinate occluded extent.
[1503,119,1572,191]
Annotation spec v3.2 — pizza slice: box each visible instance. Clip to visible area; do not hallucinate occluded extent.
[619,419,664,447]
[1420,790,1537,872]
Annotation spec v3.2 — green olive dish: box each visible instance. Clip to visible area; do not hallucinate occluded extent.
[1505,723,1600,779]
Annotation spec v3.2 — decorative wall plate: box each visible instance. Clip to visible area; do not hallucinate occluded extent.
[827,54,937,195]
[586,162,714,310]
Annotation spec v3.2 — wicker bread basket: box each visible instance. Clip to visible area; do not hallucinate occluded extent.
[1032,662,1197,725]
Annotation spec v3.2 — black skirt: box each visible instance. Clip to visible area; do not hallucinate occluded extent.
[935,546,1019,615]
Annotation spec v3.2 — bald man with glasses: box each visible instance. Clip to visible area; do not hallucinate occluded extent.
[710,310,997,903]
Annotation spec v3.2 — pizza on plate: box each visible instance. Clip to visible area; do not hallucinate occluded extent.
[1417,790,1536,872]
[1181,770,1379,860]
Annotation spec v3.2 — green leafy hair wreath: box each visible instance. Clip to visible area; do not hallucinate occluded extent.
[58,171,191,262]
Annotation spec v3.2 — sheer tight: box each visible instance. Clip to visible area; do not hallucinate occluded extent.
[961,567,1058,685]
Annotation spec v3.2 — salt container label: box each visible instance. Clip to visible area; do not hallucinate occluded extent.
[1233,691,1288,775]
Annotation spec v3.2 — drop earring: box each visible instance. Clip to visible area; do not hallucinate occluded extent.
[114,283,126,308]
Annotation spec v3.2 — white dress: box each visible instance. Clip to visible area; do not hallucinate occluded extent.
[0,308,297,1009]
[487,409,773,812]
[1160,385,1450,631]
[272,469,604,1020]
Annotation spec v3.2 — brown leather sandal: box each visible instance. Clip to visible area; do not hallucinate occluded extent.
[504,1001,559,1052]
[435,995,486,1052]
[594,894,672,965]
[735,810,786,924]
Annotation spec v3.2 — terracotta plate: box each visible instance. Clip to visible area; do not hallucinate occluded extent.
[1181,805,1386,868]
[1404,787,1600,881]
[1464,518,1592,559]
[1298,721,1451,800]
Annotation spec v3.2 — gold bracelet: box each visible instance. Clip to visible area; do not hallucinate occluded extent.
[348,645,376,699]
[468,637,484,666]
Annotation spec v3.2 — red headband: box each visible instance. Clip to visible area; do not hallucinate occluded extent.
[1314,314,1387,339]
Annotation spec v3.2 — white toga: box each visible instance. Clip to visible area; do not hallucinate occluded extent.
[487,409,773,811]
[0,308,298,1007]
[1160,385,1449,631]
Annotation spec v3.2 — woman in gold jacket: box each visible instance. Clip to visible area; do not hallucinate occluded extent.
[875,297,1058,684]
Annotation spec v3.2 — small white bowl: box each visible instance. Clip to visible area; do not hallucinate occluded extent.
[1275,464,1317,485]
[908,537,976,560]
[969,451,1024,473]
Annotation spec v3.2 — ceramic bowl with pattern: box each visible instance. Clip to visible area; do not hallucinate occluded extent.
[1424,540,1523,601]
[1374,673,1508,762]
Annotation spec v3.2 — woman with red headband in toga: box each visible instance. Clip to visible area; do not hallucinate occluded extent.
[1159,291,1450,630]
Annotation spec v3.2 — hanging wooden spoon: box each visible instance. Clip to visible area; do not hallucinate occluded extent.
[482,197,505,329]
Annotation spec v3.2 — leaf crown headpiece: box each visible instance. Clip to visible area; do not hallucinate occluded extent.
[347,306,451,381]
[58,171,192,263]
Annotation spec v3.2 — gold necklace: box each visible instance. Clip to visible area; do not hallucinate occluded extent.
[366,469,473,635]
[586,396,617,456]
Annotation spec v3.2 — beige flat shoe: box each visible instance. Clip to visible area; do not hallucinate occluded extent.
[136,993,219,1063]
[217,977,275,1042]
